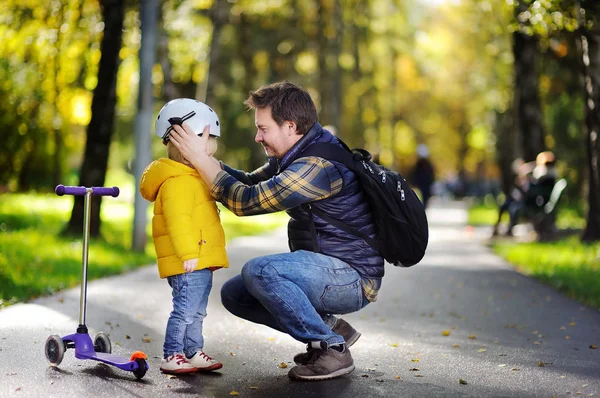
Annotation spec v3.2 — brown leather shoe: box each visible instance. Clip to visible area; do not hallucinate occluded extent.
[293,318,361,365]
[288,346,355,381]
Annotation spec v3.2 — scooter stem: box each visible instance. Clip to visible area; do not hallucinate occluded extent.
[78,189,93,328]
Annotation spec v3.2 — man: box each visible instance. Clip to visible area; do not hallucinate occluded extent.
[168,81,384,381]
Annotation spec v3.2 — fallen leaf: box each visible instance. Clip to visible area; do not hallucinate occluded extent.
[411,358,419,362]
[395,375,401,380]
[361,374,369,378]
[459,379,468,385]
[468,334,477,340]
[279,362,287,369]
[511,368,520,371]
[249,386,259,390]
[125,335,130,339]
[452,344,460,348]
[268,337,275,341]
[565,336,570,340]
[537,361,544,367]
[569,322,576,327]
[229,391,240,396]
[442,330,451,336]
[534,341,542,345]
[590,345,597,349]
[142,337,152,343]
[230,352,236,356]
[409,368,420,371]
[414,374,424,377]
[477,348,487,353]
[391,343,398,347]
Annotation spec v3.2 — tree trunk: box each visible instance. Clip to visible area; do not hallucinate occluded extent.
[513,3,546,162]
[199,0,229,104]
[330,0,342,131]
[157,4,179,101]
[494,108,518,196]
[580,4,600,242]
[350,0,367,147]
[238,11,265,170]
[64,0,124,237]
[317,0,331,125]
[316,0,342,129]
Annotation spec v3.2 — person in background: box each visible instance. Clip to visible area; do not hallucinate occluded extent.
[410,144,435,208]
[524,151,558,209]
[501,151,558,236]
[492,157,534,236]
[140,99,228,375]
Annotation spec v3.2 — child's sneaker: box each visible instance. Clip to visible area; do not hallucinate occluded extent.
[187,351,223,371]
[160,353,197,374]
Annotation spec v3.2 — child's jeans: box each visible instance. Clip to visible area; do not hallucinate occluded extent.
[163,269,213,358]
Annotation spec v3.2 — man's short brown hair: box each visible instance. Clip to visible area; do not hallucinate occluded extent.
[244,81,318,135]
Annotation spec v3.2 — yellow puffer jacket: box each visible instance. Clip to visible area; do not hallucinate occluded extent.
[140,158,228,278]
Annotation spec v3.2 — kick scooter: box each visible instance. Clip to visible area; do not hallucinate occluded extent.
[44,185,149,379]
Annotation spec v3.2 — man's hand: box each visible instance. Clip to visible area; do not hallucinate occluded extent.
[183,258,198,273]
[169,123,223,186]
[169,123,211,169]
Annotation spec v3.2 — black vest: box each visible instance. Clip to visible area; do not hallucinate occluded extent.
[279,123,384,279]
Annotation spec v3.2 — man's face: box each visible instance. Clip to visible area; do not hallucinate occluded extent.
[254,107,301,159]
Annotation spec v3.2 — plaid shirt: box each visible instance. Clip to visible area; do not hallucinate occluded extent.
[210,156,381,302]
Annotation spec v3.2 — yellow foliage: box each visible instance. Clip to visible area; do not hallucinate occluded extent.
[295,51,318,75]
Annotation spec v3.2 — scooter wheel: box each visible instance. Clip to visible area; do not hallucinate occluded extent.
[45,335,65,366]
[93,332,112,354]
[133,358,148,380]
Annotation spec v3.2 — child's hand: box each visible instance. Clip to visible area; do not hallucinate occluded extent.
[183,258,198,273]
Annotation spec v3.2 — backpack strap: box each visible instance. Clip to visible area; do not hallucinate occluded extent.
[301,142,356,171]
[301,142,380,252]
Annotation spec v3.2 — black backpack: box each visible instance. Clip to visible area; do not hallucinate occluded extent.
[302,142,429,267]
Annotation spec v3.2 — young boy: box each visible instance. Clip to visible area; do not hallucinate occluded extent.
[140,99,228,374]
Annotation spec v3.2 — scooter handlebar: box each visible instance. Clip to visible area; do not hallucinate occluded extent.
[55,185,120,197]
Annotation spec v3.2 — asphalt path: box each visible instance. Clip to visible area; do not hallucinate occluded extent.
[0,200,598,397]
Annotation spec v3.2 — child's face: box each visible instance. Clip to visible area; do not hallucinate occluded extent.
[206,136,218,157]
[166,142,189,165]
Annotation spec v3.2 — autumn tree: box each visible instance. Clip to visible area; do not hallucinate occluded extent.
[579,0,600,242]
[65,0,125,236]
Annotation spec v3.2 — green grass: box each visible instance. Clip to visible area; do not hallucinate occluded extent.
[494,238,600,309]
[468,201,600,309]
[0,193,288,307]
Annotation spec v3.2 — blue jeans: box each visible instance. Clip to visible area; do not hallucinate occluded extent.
[164,269,213,358]
[220,250,369,347]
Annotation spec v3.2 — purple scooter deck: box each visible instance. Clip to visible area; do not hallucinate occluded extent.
[63,332,145,372]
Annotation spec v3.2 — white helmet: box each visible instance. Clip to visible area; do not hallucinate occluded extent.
[155,98,220,144]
